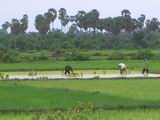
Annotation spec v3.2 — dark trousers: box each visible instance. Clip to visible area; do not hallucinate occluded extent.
[120,69,127,74]
[142,68,149,74]
[65,70,70,75]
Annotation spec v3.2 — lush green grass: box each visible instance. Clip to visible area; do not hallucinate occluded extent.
[1,79,160,111]
[1,79,160,119]
[0,60,160,73]
[1,109,160,120]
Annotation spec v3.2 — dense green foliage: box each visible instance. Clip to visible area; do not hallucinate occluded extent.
[0,48,160,62]
[1,31,160,52]
[1,8,160,63]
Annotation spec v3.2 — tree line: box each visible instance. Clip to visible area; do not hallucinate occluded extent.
[2,8,160,35]
[0,8,160,53]
[0,8,160,62]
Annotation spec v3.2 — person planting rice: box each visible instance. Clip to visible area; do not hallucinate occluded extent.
[64,65,73,75]
[142,55,149,75]
[118,63,128,75]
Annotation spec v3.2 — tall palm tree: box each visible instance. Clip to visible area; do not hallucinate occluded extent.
[96,18,105,34]
[10,19,21,35]
[87,9,100,36]
[2,21,10,32]
[121,9,131,17]
[35,14,50,35]
[58,8,66,31]
[62,15,70,32]
[104,17,113,34]
[111,16,123,35]
[44,12,53,23]
[69,15,76,23]
[137,14,146,29]
[75,10,86,31]
[20,14,29,33]
[146,18,160,32]
[48,8,57,31]
[44,12,53,31]
[121,9,132,32]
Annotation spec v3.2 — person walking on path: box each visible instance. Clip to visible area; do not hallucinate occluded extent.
[142,55,149,75]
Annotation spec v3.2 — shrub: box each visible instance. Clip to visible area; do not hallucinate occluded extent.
[0,44,6,51]
[65,51,90,61]
[17,54,36,62]
[52,49,66,57]
[38,52,49,61]
[107,52,126,60]
[0,50,20,63]
[136,49,153,59]
[93,52,103,56]
[126,53,137,59]
[153,54,160,60]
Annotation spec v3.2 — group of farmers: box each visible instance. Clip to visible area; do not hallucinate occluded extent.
[64,56,149,75]
[118,55,149,75]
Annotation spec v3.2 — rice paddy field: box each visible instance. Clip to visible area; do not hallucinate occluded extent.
[1,79,160,119]
[0,60,159,74]
[0,69,140,76]
[0,59,160,119]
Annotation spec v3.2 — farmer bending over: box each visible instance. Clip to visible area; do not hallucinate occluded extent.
[64,65,73,75]
[118,63,128,75]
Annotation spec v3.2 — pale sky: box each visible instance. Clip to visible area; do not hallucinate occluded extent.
[0,0,159,32]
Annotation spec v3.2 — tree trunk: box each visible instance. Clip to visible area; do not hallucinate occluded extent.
[52,22,54,31]
[101,30,103,35]
[93,28,96,36]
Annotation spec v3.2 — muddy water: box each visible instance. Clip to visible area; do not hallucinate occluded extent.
[7,73,160,80]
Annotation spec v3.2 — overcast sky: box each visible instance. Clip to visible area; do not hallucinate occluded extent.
[0,0,159,32]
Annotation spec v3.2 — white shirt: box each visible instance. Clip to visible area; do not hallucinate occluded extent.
[118,63,127,69]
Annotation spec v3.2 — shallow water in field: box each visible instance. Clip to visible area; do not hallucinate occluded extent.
[4,73,160,80]
[0,69,158,80]
[1,69,139,75]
